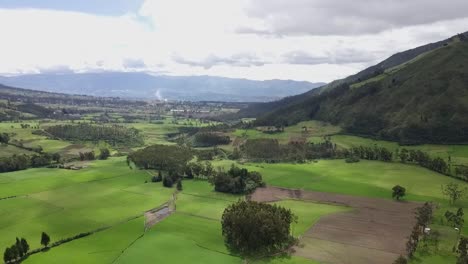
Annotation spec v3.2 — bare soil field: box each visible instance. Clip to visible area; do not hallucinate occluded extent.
[251,186,420,264]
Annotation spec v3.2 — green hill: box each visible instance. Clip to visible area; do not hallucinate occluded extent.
[250,33,468,144]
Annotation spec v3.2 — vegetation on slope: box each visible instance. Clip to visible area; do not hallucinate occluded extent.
[254,37,468,144]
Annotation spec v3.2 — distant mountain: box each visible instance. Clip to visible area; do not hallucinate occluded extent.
[0,73,325,102]
[245,32,468,144]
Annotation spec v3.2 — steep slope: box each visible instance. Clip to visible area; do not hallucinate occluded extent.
[239,32,468,118]
[254,35,468,144]
[0,73,324,102]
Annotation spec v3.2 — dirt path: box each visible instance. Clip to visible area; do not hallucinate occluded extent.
[251,186,420,264]
[144,204,174,231]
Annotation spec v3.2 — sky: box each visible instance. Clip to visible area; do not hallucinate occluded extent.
[0,0,467,82]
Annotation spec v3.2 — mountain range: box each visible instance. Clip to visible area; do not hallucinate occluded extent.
[242,32,468,144]
[0,73,324,102]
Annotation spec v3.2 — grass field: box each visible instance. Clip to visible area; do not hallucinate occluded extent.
[210,159,468,263]
[20,176,342,264]
[212,160,467,204]
[3,116,468,263]
[23,217,146,264]
[0,144,35,157]
[232,121,341,144]
[0,157,174,250]
[331,135,468,165]
[0,122,73,155]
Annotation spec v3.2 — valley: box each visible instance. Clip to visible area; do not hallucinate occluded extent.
[1,26,468,264]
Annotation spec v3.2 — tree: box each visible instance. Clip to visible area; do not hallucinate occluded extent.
[393,255,407,264]
[20,238,29,255]
[9,245,18,262]
[151,172,162,183]
[176,180,183,191]
[41,232,50,248]
[15,237,24,257]
[99,148,110,160]
[0,133,10,144]
[162,176,173,188]
[221,200,296,257]
[209,165,264,194]
[3,247,12,263]
[392,185,406,201]
[416,202,433,230]
[445,208,464,232]
[51,153,61,163]
[458,237,468,264]
[442,183,467,204]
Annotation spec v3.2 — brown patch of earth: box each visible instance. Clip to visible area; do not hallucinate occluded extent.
[144,205,173,231]
[251,186,420,264]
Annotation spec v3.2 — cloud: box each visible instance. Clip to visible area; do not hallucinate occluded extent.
[172,54,266,69]
[38,65,74,74]
[0,0,145,16]
[122,58,146,69]
[0,1,467,83]
[240,0,468,36]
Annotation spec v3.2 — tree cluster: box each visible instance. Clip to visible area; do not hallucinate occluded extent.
[128,144,193,174]
[98,148,110,160]
[445,208,464,231]
[406,203,433,259]
[79,151,95,161]
[221,200,296,257]
[209,165,264,194]
[241,139,341,162]
[45,123,144,147]
[0,153,59,173]
[348,146,393,162]
[184,161,215,180]
[456,166,468,181]
[3,238,29,263]
[0,133,10,144]
[398,149,448,175]
[193,132,231,147]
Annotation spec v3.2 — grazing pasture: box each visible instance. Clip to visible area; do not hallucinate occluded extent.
[0,157,174,250]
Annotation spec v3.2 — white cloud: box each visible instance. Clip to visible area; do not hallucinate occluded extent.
[0,1,467,83]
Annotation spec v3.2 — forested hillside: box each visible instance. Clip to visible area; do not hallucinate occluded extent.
[251,33,468,144]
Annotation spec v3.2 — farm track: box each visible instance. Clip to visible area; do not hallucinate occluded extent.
[251,186,421,264]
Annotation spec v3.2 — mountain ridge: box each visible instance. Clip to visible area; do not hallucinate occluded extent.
[0,72,325,102]
[247,32,468,144]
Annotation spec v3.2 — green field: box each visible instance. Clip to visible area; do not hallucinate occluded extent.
[0,157,174,250]
[0,122,74,155]
[232,121,341,144]
[2,116,468,263]
[20,177,337,264]
[331,135,468,165]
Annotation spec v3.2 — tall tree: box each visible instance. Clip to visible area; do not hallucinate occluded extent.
[20,238,29,255]
[416,203,433,230]
[41,232,50,248]
[442,183,467,204]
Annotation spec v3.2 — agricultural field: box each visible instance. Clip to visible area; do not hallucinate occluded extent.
[232,120,341,144]
[0,157,174,251]
[15,173,335,264]
[2,115,468,264]
[331,135,468,165]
